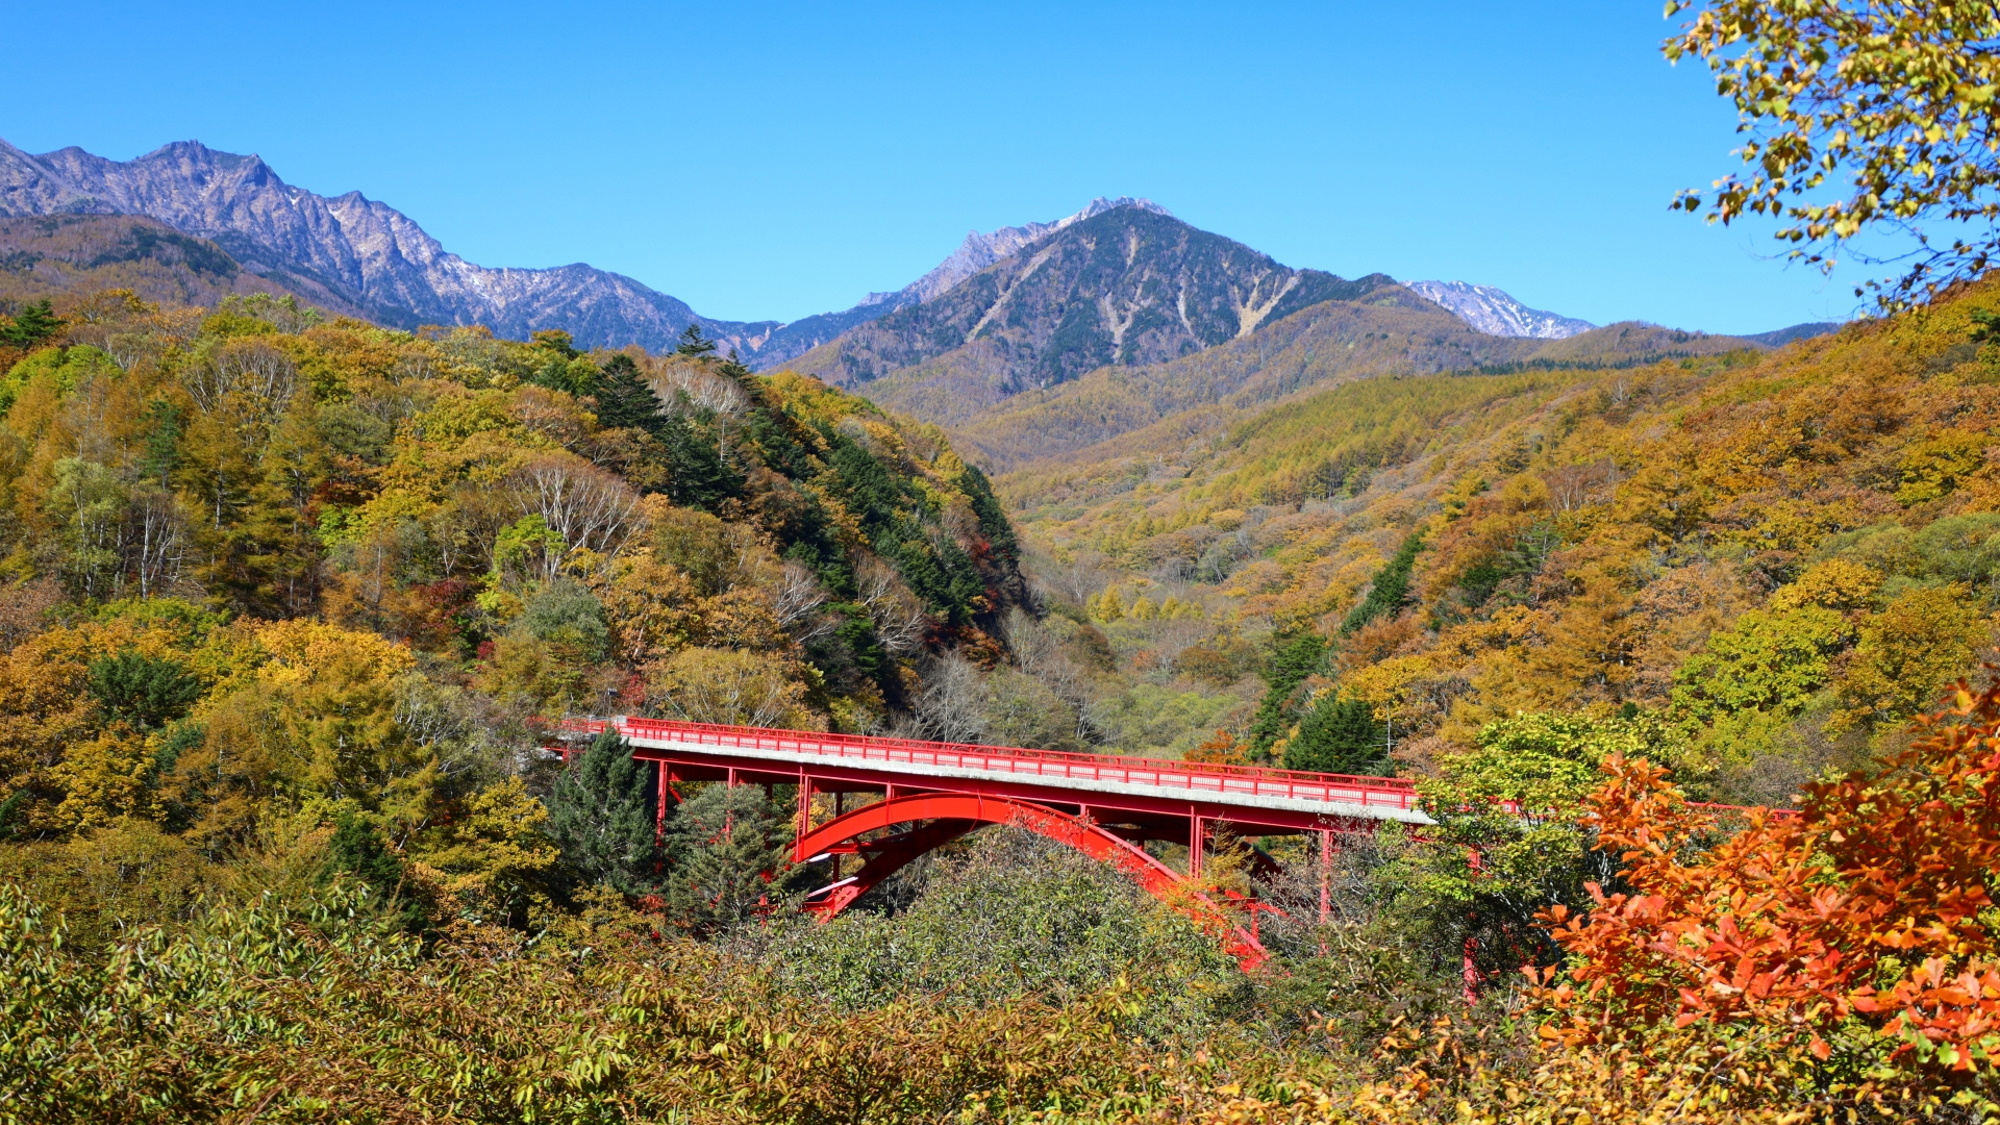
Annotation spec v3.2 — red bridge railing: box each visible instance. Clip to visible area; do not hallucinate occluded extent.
[556,717,1422,815]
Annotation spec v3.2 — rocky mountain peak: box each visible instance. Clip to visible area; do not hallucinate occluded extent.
[786,203,1390,393]
[900,196,1174,305]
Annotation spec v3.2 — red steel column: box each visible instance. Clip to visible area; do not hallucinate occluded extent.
[1317,828,1333,925]
[795,772,813,850]
[1189,814,1205,879]
[656,763,669,840]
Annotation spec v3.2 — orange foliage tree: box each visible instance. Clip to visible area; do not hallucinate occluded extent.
[1541,676,2000,1075]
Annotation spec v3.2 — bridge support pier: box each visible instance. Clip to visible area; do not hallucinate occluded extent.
[1318,828,1334,924]
[1189,815,1206,879]
[656,765,668,840]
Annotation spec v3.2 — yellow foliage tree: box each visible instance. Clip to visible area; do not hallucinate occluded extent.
[645,646,822,730]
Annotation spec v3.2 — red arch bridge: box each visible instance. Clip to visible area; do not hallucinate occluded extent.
[556,717,1432,967]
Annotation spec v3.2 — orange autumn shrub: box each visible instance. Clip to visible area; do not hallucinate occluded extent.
[1541,677,2000,1076]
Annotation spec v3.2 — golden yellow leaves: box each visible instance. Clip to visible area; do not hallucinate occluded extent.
[1667,0,2000,303]
[249,618,416,689]
[643,647,822,730]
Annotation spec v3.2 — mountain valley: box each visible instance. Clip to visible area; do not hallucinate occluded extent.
[4,118,1999,1125]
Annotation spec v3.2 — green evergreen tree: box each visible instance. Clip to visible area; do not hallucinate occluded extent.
[544,731,662,896]
[1249,632,1327,753]
[138,399,186,488]
[1282,694,1387,775]
[1341,532,1425,635]
[658,409,742,510]
[237,398,328,618]
[675,324,718,356]
[593,354,662,433]
[0,789,28,842]
[326,809,428,931]
[85,650,203,732]
[661,782,795,935]
[0,300,60,349]
[718,348,753,383]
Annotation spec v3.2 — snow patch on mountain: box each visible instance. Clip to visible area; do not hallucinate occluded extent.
[1407,280,1594,339]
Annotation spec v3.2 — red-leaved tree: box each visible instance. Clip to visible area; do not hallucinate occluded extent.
[1540,679,2000,1072]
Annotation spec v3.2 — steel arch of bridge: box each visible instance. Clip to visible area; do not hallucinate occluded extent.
[791,791,1268,966]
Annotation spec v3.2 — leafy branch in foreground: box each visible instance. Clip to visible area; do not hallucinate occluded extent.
[1666,0,2000,308]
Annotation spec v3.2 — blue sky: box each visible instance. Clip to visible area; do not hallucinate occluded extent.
[5,1,1861,333]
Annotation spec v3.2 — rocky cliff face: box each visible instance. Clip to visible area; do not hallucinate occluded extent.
[787,204,1391,391]
[896,196,1173,305]
[1406,279,1594,339]
[739,198,1175,371]
[0,138,777,352]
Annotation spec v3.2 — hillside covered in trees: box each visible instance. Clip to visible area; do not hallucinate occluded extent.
[999,281,2000,804]
[0,281,1035,847]
[8,138,2000,1125]
[5,258,2000,1120]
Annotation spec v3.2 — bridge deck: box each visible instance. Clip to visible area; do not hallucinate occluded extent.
[562,717,1431,826]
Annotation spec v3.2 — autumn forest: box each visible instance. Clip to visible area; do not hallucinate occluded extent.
[14,2,2000,1122]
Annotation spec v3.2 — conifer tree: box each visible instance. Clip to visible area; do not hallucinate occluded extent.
[658,410,741,510]
[1282,693,1386,775]
[1340,532,1424,635]
[718,349,757,392]
[0,300,60,349]
[138,400,185,488]
[85,650,203,733]
[594,354,663,434]
[1249,631,1326,753]
[544,731,662,896]
[239,398,328,617]
[326,809,428,931]
[661,782,794,934]
[675,324,717,356]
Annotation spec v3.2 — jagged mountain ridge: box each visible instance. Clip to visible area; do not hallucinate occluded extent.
[1406,280,1595,339]
[895,196,1175,306]
[0,138,783,353]
[786,204,1391,393]
[900,292,1788,472]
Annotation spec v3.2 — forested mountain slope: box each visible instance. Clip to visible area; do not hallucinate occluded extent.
[0,285,1027,845]
[1003,281,2000,805]
[932,287,1773,471]
[4,282,1999,1124]
[0,213,371,317]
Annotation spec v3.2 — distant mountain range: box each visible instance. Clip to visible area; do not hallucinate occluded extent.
[0,138,1831,351]
[0,139,781,354]
[0,137,1843,462]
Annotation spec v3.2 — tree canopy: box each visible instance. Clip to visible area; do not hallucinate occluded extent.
[1668,0,2000,306]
